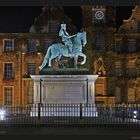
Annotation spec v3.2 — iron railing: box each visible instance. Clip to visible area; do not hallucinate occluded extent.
[0,103,140,127]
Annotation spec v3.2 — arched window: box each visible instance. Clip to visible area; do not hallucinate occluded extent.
[95,35,105,51]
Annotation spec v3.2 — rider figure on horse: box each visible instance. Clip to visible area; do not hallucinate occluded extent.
[59,22,76,54]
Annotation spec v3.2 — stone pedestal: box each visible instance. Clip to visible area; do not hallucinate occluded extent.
[30,75,98,104]
[30,75,98,117]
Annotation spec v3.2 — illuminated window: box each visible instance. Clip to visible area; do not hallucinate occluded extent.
[115,61,122,76]
[128,39,136,53]
[127,60,138,77]
[95,35,105,51]
[4,63,14,79]
[43,40,53,52]
[128,88,135,102]
[49,20,58,33]
[27,39,37,53]
[3,39,14,52]
[116,87,121,103]
[27,81,34,104]
[4,87,13,105]
[27,63,35,75]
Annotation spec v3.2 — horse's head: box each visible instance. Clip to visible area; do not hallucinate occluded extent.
[76,31,87,47]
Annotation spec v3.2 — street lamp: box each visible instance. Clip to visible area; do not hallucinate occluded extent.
[0,109,6,120]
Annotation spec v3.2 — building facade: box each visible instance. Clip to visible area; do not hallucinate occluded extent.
[115,6,140,103]
[1,5,140,105]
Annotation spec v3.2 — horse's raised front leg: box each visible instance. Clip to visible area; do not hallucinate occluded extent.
[48,54,59,67]
[56,55,62,65]
[48,58,52,67]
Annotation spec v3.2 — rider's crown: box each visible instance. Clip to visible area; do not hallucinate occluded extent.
[61,24,66,27]
[61,21,66,28]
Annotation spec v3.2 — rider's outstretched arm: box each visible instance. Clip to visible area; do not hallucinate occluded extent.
[68,34,76,39]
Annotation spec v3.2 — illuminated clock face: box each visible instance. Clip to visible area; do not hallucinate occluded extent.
[95,10,104,20]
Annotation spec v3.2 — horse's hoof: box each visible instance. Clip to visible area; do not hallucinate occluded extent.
[47,66,51,68]
[39,66,42,70]
[55,59,58,63]
[81,61,85,65]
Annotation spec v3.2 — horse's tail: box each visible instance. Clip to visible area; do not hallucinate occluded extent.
[39,46,52,70]
[44,46,52,63]
[45,46,51,58]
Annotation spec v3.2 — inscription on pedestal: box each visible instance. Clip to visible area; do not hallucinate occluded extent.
[31,75,98,104]
[43,82,86,103]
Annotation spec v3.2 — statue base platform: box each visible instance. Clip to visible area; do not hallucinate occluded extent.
[30,75,98,117]
[39,68,90,75]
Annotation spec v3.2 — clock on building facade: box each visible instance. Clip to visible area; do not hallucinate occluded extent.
[92,6,106,23]
[95,10,105,20]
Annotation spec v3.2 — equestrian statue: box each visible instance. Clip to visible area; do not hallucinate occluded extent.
[39,22,87,70]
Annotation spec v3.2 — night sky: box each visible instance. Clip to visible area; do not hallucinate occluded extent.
[0,6,135,33]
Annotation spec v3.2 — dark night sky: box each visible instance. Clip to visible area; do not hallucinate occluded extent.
[0,6,135,33]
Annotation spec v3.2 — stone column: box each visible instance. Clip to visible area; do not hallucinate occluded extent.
[34,80,40,104]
